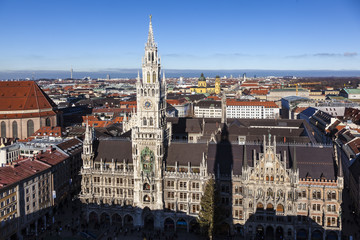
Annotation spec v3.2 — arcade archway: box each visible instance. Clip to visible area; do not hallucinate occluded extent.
[176,218,187,231]
[124,215,134,228]
[164,218,175,231]
[311,230,323,240]
[256,225,264,239]
[297,229,307,240]
[326,231,338,240]
[275,226,284,239]
[189,219,200,233]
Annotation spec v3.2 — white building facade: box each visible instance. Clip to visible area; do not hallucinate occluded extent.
[226,101,280,119]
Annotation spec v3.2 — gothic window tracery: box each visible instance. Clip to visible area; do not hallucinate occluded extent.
[153,71,156,83]
[147,72,150,83]
[143,117,147,126]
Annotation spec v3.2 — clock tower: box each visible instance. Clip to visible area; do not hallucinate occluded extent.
[132,15,167,215]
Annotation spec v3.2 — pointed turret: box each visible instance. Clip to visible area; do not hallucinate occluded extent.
[137,70,141,83]
[84,120,93,145]
[82,120,94,169]
[147,14,155,47]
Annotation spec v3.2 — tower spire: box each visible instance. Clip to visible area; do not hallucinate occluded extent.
[147,14,155,47]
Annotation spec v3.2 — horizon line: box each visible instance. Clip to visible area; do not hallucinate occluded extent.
[2,68,360,72]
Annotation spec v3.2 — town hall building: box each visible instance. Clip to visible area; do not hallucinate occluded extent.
[79,17,343,240]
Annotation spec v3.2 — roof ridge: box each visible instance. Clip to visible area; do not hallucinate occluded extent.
[33,82,41,111]
[21,81,35,118]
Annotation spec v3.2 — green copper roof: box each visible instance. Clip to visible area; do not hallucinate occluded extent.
[344,88,360,94]
[199,73,206,81]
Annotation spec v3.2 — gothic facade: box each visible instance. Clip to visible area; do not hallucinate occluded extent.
[79,17,343,240]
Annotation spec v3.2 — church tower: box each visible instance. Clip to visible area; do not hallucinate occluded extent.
[215,75,221,95]
[82,121,94,169]
[132,15,167,213]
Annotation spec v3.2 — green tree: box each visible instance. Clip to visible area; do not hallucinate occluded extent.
[197,178,224,239]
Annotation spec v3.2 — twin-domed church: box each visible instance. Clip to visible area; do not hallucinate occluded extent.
[79,17,343,240]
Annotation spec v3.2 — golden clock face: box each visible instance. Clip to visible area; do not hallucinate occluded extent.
[144,100,152,109]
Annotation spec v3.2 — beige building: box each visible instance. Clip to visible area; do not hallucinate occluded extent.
[0,81,59,140]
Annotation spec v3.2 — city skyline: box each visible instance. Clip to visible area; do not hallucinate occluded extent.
[0,0,359,72]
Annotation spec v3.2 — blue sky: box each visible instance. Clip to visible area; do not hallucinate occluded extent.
[0,0,359,71]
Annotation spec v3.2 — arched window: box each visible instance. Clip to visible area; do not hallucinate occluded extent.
[45,117,51,127]
[27,120,34,137]
[143,195,150,203]
[276,204,284,213]
[12,121,18,139]
[256,202,264,210]
[0,121,6,137]
[151,52,154,62]
[331,191,336,200]
[152,71,156,83]
[141,89,144,96]
[288,205,292,211]
[143,117,147,126]
[266,203,274,211]
[143,183,150,190]
[148,52,150,61]
[147,72,150,83]
[152,89,155,96]
[149,117,153,126]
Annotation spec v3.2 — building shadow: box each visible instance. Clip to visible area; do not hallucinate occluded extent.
[213,123,234,236]
[243,210,339,240]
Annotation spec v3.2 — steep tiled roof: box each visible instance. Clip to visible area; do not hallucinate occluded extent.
[0,158,51,189]
[93,139,132,163]
[250,89,269,95]
[0,81,57,111]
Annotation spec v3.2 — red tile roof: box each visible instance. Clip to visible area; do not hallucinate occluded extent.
[36,149,68,166]
[0,158,51,189]
[250,89,269,95]
[166,99,188,105]
[31,126,64,138]
[0,81,57,112]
